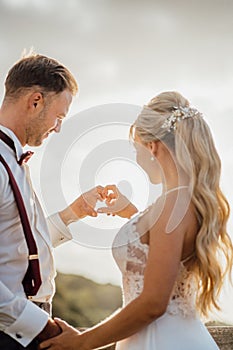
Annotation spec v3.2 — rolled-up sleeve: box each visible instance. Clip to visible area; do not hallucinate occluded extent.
[46,213,73,247]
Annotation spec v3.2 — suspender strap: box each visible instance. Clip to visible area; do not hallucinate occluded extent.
[0,154,42,297]
[0,130,17,154]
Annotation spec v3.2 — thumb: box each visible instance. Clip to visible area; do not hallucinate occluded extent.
[54,317,71,331]
[97,207,110,214]
[84,204,97,217]
[54,317,81,335]
[97,207,116,216]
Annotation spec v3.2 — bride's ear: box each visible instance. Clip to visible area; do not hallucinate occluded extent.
[149,141,159,158]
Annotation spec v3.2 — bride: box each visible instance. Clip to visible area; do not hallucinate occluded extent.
[40,91,233,350]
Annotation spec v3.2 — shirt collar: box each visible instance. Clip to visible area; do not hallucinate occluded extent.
[0,125,24,162]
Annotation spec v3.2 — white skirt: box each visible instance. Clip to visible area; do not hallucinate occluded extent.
[116,313,219,350]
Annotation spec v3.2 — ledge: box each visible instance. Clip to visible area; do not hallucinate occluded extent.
[208,326,233,350]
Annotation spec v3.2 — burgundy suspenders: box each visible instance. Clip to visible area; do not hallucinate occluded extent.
[0,132,41,297]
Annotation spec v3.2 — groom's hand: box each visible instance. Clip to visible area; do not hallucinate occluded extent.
[36,318,62,343]
[59,186,105,225]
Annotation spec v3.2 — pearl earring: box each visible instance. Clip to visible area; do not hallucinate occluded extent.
[150,156,154,161]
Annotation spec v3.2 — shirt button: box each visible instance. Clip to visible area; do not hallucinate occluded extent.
[16,333,23,339]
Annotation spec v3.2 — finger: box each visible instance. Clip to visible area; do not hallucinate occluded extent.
[105,195,117,206]
[97,206,114,214]
[90,210,97,217]
[97,194,104,201]
[104,184,117,191]
[97,208,116,216]
[39,319,73,349]
[40,341,60,350]
[96,186,105,199]
[107,193,117,200]
[83,192,103,203]
[84,205,98,217]
[39,339,52,349]
[54,318,70,330]
[102,185,118,197]
[105,201,115,207]
[95,186,104,194]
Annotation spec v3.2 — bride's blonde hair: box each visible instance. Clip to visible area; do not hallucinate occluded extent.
[131,91,233,317]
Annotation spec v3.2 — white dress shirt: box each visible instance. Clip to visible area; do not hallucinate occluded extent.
[0,126,73,347]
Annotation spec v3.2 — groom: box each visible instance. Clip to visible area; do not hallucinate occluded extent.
[0,52,105,349]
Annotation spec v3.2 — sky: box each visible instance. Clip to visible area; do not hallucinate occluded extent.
[0,0,233,322]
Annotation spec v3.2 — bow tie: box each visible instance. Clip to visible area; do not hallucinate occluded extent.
[18,151,34,165]
[0,130,34,165]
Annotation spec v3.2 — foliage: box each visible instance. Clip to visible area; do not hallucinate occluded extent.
[52,272,122,327]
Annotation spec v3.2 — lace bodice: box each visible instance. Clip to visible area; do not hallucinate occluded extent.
[112,211,197,318]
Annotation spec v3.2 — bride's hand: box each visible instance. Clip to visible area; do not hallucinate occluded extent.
[39,318,87,350]
[97,185,138,219]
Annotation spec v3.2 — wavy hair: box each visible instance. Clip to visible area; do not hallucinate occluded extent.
[131,91,233,317]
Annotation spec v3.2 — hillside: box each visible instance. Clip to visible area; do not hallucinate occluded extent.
[52,272,231,330]
[53,272,122,328]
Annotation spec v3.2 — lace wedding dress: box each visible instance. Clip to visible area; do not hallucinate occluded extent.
[112,209,219,350]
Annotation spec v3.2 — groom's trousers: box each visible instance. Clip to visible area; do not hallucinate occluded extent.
[0,332,39,350]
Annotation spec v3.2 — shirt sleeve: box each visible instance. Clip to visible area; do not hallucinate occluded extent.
[46,213,73,247]
[0,281,49,347]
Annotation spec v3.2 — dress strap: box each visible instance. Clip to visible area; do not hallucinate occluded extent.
[164,186,189,196]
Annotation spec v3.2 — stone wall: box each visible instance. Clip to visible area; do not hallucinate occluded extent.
[208,327,233,350]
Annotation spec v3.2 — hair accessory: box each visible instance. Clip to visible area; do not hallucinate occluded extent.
[161,106,201,132]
